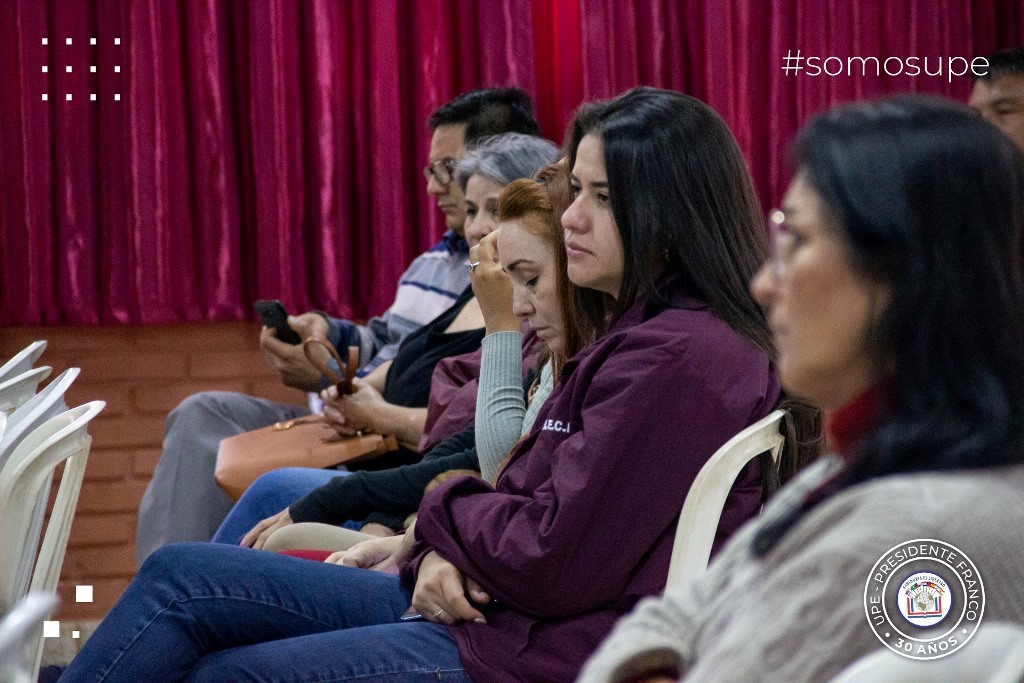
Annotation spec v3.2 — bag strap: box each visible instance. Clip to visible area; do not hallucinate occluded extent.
[302,338,359,395]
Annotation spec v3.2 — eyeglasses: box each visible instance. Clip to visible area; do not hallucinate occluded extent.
[767,208,794,279]
[423,157,457,185]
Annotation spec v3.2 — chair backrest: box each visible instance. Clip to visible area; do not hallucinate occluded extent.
[0,592,58,683]
[0,342,46,386]
[0,368,80,472]
[829,622,1024,682]
[0,401,104,613]
[0,367,53,416]
[665,409,786,590]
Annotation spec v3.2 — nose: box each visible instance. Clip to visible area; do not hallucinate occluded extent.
[512,286,533,318]
[750,261,777,309]
[426,172,447,197]
[466,214,495,247]
[561,196,585,233]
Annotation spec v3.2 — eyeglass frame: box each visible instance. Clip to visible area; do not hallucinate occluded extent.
[423,157,458,186]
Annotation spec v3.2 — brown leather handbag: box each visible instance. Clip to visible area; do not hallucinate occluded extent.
[214,338,398,500]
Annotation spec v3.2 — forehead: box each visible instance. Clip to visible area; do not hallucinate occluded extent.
[497,218,554,266]
[572,133,605,176]
[969,75,1024,107]
[465,174,505,200]
[429,123,466,160]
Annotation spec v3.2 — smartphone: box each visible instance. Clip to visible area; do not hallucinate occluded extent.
[399,609,425,622]
[253,300,302,345]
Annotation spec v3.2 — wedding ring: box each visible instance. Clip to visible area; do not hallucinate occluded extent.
[433,608,446,620]
[468,261,480,272]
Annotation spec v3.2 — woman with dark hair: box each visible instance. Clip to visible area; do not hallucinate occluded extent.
[59,88,789,681]
[579,95,1024,683]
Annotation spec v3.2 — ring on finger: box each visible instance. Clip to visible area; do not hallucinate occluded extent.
[468,261,480,272]
[433,608,446,620]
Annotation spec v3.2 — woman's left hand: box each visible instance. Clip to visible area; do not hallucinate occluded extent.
[411,551,488,625]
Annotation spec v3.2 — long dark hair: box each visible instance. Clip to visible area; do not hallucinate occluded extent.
[565,87,772,354]
[794,95,1024,481]
[566,87,821,486]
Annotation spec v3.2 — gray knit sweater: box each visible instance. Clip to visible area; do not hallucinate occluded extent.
[578,457,1024,683]
[475,331,553,483]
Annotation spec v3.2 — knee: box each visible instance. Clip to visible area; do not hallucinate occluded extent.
[169,391,241,425]
[137,543,200,584]
[247,468,302,496]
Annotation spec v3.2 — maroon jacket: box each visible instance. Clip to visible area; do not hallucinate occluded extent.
[401,290,781,682]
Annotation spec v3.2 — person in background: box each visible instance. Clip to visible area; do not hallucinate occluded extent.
[212,134,559,545]
[136,88,543,562]
[969,46,1024,151]
[578,95,1024,683]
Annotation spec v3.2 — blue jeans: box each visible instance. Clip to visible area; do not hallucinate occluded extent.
[59,543,469,682]
[213,467,355,545]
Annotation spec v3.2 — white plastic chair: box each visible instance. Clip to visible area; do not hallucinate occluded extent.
[0,401,104,680]
[0,368,80,471]
[0,368,81,606]
[0,342,46,386]
[0,402,105,612]
[830,622,1024,682]
[0,593,58,683]
[665,409,786,590]
[0,367,53,416]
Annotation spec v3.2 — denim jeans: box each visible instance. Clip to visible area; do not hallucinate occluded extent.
[59,543,469,682]
[212,467,353,545]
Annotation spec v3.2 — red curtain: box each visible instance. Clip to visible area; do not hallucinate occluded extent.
[2,0,1022,326]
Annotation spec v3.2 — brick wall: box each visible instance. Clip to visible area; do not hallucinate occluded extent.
[0,323,308,622]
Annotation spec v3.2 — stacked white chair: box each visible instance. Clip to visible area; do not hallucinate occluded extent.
[0,593,58,683]
[0,342,46,386]
[665,409,787,590]
[0,367,53,416]
[0,401,105,678]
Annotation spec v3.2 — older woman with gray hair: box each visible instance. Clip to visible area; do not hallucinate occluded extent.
[207,132,560,548]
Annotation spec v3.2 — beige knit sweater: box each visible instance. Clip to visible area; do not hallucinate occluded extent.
[578,457,1024,683]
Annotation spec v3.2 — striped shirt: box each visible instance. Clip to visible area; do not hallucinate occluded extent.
[326,231,470,377]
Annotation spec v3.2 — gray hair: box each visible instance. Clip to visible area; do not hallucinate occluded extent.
[456,133,560,191]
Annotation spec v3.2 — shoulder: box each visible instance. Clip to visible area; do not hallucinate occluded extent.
[774,464,1024,572]
[590,305,772,387]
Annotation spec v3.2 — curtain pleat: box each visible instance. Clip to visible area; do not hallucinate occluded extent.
[1,0,1021,325]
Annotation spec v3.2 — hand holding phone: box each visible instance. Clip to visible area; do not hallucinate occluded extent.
[254,300,302,345]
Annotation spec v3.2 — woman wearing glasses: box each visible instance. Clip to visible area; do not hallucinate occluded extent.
[579,96,1024,683]
[59,88,806,681]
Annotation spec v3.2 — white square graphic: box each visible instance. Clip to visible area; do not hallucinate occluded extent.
[90,65,97,73]
[90,93,96,101]
[114,66,121,73]
[90,38,97,45]
[42,65,48,73]
[114,93,121,101]
[41,93,48,101]
[65,37,72,45]
[114,37,121,45]
[42,38,48,45]
[76,585,93,603]
[72,630,81,639]
[43,621,60,638]
[65,93,72,101]
[66,65,72,73]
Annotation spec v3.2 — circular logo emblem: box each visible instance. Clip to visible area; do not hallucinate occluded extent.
[897,572,951,627]
[864,539,984,660]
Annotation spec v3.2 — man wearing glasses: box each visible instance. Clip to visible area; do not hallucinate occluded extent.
[137,87,543,562]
